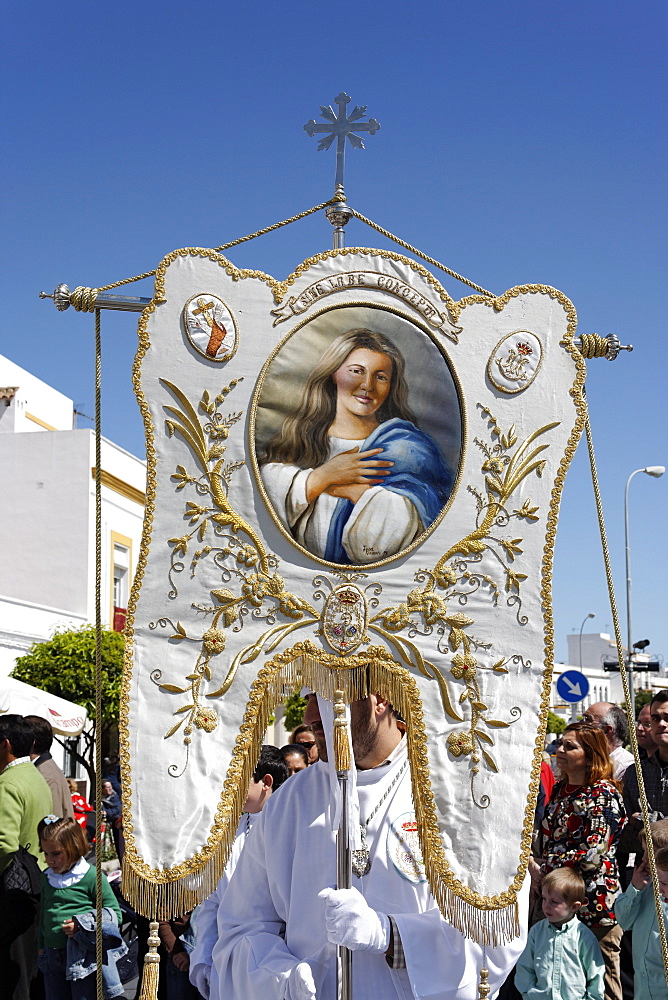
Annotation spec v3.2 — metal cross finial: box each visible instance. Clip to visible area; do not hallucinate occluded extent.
[304,92,380,198]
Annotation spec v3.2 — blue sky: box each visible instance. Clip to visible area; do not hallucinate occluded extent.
[3,0,666,670]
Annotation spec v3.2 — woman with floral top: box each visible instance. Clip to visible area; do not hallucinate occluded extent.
[529,722,627,1000]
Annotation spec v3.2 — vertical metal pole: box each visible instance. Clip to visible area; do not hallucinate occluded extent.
[333,690,353,1000]
[337,769,353,1000]
[326,201,353,251]
[575,613,595,722]
[625,471,638,716]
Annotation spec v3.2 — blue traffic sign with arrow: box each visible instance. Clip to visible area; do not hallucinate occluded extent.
[556,670,590,703]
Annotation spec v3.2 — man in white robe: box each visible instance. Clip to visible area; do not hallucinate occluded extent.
[213,693,527,1000]
[189,745,289,998]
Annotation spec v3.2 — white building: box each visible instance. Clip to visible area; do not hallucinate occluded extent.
[0,356,146,779]
[551,631,666,722]
[0,355,146,675]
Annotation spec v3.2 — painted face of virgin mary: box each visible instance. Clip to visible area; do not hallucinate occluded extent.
[331,348,392,420]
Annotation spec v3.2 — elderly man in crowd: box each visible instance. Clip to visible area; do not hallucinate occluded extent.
[583,701,634,778]
[25,714,74,820]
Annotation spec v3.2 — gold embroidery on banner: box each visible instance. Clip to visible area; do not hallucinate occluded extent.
[148,378,319,770]
[119,257,586,942]
[270,269,462,342]
[487,330,544,395]
[320,582,369,654]
[182,292,239,363]
[150,245,462,317]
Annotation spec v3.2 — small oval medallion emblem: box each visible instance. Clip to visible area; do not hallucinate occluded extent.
[182,293,238,362]
[387,811,427,883]
[322,584,367,655]
[487,330,542,394]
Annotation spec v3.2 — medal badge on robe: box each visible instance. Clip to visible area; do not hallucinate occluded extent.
[120,245,584,943]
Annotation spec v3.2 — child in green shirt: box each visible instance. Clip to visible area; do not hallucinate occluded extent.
[38,815,123,998]
[516,867,604,1000]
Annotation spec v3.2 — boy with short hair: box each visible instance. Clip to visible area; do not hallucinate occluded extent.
[615,820,668,999]
[516,867,604,1000]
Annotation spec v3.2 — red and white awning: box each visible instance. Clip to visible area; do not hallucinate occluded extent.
[0,676,88,736]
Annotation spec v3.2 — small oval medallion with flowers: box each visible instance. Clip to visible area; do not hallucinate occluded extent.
[487,330,542,394]
[322,584,367,655]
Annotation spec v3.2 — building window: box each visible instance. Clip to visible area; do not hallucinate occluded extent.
[64,738,80,778]
[113,541,129,632]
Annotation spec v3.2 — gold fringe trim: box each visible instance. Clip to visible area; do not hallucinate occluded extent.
[122,642,521,944]
[138,921,160,1000]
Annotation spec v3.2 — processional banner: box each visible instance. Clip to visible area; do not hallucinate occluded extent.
[121,246,584,943]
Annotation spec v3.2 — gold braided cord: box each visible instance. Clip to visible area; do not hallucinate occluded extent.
[349,208,496,298]
[71,286,102,313]
[211,198,338,254]
[69,199,340,302]
[94,309,104,1000]
[584,415,668,984]
[578,333,610,359]
[67,197,494,306]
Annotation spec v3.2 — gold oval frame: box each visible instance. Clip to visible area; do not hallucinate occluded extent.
[248,299,467,570]
[181,291,239,363]
[486,328,544,394]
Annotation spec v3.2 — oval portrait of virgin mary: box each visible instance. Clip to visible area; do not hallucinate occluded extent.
[252,306,463,567]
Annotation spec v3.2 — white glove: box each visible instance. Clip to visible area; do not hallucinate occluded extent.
[285,961,317,1000]
[318,887,390,954]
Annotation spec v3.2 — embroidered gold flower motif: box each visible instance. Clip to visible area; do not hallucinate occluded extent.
[381,603,410,631]
[450,653,477,679]
[482,457,505,474]
[241,572,285,606]
[435,566,458,589]
[447,731,474,757]
[202,628,226,653]
[241,574,269,605]
[193,707,218,733]
[235,544,259,567]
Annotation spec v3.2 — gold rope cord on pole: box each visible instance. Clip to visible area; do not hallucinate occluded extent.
[584,412,668,984]
[68,199,340,307]
[65,196,496,307]
[94,308,104,1000]
[349,208,496,298]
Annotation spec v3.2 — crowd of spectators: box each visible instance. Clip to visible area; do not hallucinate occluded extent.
[3,693,668,1000]
[509,692,668,1000]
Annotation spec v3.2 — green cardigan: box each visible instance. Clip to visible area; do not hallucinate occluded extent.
[0,760,53,874]
[39,865,122,948]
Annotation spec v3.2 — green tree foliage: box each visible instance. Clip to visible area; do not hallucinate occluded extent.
[635,688,653,718]
[547,710,566,737]
[283,691,307,734]
[12,626,125,790]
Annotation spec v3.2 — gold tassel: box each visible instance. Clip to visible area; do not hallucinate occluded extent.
[333,688,351,772]
[478,967,491,1000]
[138,920,160,1000]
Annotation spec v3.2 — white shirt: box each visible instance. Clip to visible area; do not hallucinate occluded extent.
[189,812,258,998]
[610,745,634,779]
[213,749,526,1000]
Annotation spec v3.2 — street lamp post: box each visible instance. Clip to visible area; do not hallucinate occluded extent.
[624,466,665,714]
[574,613,596,722]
